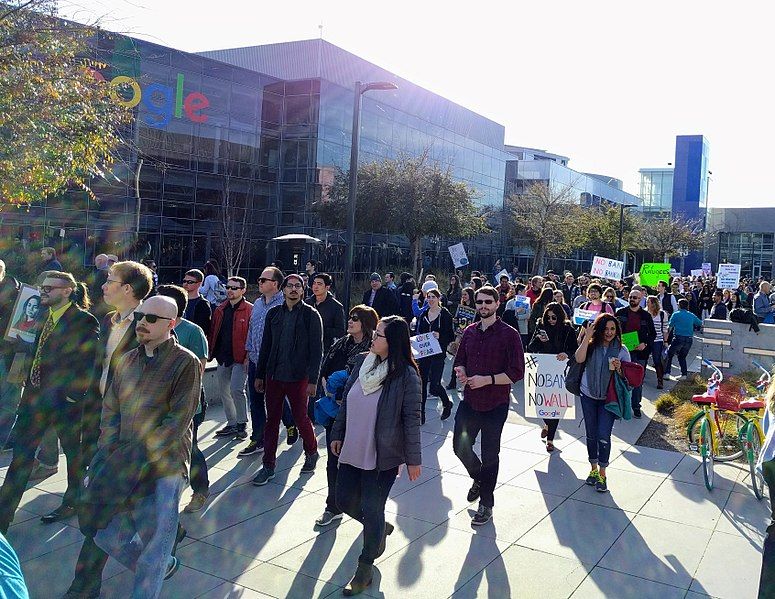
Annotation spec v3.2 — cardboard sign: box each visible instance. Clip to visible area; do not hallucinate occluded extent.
[448,243,469,268]
[717,263,741,289]
[494,269,509,284]
[702,262,712,276]
[4,283,41,343]
[590,256,624,281]
[573,308,597,326]
[639,263,671,288]
[524,353,576,420]
[690,269,703,278]
[455,305,477,322]
[410,333,442,359]
[621,331,640,351]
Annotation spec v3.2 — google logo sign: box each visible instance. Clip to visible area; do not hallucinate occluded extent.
[90,70,210,129]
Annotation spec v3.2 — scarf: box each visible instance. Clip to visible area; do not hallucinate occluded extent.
[359,351,389,395]
[586,341,623,400]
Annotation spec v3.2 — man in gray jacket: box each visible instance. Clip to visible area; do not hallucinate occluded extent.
[253,274,324,485]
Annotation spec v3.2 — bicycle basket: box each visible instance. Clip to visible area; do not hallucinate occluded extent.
[713,381,744,411]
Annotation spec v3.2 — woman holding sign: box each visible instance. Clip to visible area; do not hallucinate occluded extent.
[527,303,578,452]
[574,313,630,493]
[416,288,455,422]
[330,316,422,595]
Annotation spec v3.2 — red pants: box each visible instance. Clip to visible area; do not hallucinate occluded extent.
[262,377,317,469]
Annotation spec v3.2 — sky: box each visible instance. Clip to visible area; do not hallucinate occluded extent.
[60,0,774,207]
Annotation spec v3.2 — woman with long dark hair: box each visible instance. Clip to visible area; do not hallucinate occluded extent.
[12,295,41,333]
[445,287,478,391]
[416,288,455,423]
[314,305,379,528]
[445,275,462,315]
[200,260,224,305]
[574,313,630,493]
[645,295,668,389]
[527,302,578,451]
[527,287,554,339]
[331,316,422,596]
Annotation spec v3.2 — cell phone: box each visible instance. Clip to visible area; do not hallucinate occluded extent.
[537,329,547,338]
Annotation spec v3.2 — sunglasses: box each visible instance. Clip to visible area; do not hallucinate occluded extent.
[258,277,273,284]
[475,299,494,305]
[133,312,173,324]
[182,280,197,285]
[39,285,70,293]
[348,314,360,322]
[546,315,558,320]
[225,285,244,291]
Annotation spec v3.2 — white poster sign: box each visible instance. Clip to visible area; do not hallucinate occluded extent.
[494,269,509,284]
[410,333,442,359]
[524,353,576,420]
[717,263,741,289]
[590,256,624,281]
[702,262,712,276]
[448,243,469,268]
[572,308,598,326]
[690,269,704,278]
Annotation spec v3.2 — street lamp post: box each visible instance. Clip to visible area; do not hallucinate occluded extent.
[342,80,398,311]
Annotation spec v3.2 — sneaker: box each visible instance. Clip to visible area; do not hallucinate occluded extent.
[252,466,275,486]
[164,556,180,580]
[214,425,237,437]
[315,510,343,527]
[585,469,600,486]
[183,492,209,513]
[286,426,299,446]
[595,475,609,493]
[466,481,481,503]
[234,427,248,440]
[238,440,264,457]
[29,460,58,481]
[300,452,319,474]
[633,408,642,419]
[471,504,492,526]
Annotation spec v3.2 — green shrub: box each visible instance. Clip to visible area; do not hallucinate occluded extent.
[655,393,679,415]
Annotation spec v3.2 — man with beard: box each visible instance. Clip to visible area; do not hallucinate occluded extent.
[616,289,655,418]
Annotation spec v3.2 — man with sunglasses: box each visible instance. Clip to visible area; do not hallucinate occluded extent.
[182,269,212,337]
[253,273,323,486]
[616,289,656,418]
[0,271,99,535]
[63,260,153,599]
[88,295,201,596]
[452,286,524,526]
[208,277,253,440]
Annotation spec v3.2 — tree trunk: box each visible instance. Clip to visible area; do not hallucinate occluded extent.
[409,236,422,277]
[532,243,546,274]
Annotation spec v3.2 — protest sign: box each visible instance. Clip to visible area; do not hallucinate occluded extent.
[621,331,640,351]
[494,269,509,284]
[639,263,671,288]
[5,284,40,343]
[513,295,530,311]
[590,256,624,281]
[573,308,597,326]
[410,333,442,360]
[455,305,477,322]
[702,262,712,276]
[448,243,469,268]
[717,263,741,289]
[690,269,703,278]
[524,353,576,420]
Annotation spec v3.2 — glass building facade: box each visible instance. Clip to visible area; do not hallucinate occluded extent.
[638,168,674,217]
[706,208,775,280]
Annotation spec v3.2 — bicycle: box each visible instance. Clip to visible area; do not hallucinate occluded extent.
[739,360,770,500]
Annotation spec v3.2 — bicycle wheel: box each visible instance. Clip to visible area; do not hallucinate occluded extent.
[700,417,714,491]
[686,410,704,448]
[712,412,746,462]
[747,424,766,500]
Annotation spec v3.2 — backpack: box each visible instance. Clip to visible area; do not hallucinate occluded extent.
[212,278,228,304]
[729,307,760,333]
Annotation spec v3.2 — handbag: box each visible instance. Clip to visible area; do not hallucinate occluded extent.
[620,360,645,388]
[564,356,586,395]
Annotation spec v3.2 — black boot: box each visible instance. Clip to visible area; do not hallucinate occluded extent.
[445,377,456,391]
[375,522,394,558]
[343,562,373,596]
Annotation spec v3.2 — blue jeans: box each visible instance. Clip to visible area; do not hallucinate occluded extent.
[247,361,293,443]
[579,394,617,467]
[665,335,693,376]
[630,357,648,411]
[94,474,184,599]
[650,341,664,369]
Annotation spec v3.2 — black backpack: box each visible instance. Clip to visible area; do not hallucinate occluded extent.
[729,307,760,333]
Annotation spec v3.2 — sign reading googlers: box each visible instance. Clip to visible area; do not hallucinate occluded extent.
[639,263,671,288]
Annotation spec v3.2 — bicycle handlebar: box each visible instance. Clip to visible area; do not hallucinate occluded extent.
[701,359,723,383]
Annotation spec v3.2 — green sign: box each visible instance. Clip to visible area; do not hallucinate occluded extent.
[639,263,671,288]
[621,331,640,351]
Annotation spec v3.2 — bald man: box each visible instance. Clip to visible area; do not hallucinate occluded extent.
[84,295,202,595]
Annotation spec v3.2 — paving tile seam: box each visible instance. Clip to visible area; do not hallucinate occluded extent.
[17,538,84,565]
[593,564,693,591]
[235,559,344,596]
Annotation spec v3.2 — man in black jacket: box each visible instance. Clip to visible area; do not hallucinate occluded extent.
[616,289,656,419]
[0,272,99,534]
[362,273,398,318]
[253,274,323,486]
[182,268,212,337]
[305,273,345,353]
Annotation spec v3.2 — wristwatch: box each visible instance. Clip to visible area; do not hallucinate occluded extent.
[490,374,495,386]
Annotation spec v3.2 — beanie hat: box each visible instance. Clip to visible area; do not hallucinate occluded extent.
[282,273,305,289]
[421,281,439,294]
[370,272,381,282]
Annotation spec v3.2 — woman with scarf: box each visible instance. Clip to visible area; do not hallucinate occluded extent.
[314,304,379,529]
[331,316,422,596]
[527,302,578,451]
[574,313,630,493]
[415,288,455,423]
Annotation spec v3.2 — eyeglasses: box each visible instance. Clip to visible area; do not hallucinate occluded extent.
[105,278,124,285]
[348,314,360,322]
[372,331,386,339]
[181,280,197,285]
[285,283,303,290]
[133,312,173,324]
[475,299,494,305]
[225,285,244,291]
[39,285,69,293]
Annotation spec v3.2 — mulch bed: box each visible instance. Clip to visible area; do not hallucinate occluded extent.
[635,409,690,453]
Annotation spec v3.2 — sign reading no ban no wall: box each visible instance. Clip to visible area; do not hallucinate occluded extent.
[524,353,576,420]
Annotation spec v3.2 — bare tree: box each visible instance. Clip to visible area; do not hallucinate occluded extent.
[217,174,250,278]
[637,216,707,262]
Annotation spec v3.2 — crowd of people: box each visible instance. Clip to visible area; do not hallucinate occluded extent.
[0,251,773,598]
